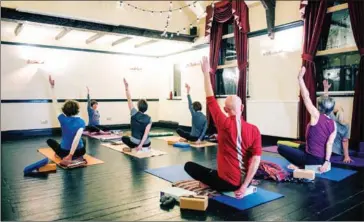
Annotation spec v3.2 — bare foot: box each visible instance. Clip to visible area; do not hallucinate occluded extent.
[179,138,187,142]
[287,164,299,170]
[199,182,209,189]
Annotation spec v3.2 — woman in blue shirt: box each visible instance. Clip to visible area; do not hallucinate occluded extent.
[46,75,86,161]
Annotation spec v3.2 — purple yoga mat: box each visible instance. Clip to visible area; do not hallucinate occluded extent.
[330,156,364,168]
[262,146,278,153]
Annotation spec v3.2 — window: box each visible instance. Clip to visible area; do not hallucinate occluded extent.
[315,2,359,94]
[173,64,181,97]
[215,21,250,97]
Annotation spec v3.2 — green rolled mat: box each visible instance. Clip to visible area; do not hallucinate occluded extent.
[149,132,174,137]
[277,140,301,148]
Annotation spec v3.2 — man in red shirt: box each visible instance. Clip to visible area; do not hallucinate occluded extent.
[184,57,262,199]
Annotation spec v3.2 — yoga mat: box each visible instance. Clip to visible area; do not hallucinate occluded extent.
[149,132,174,137]
[330,155,364,168]
[189,141,217,148]
[262,146,278,153]
[212,188,284,211]
[277,141,300,148]
[38,148,104,167]
[145,165,284,211]
[157,136,181,142]
[145,165,192,183]
[261,155,357,182]
[101,143,167,159]
[89,134,122,140]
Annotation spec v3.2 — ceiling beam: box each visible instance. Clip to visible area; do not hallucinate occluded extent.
[55,27,71,40]
[14,23,23,36]
[1,7,196,42]
[184,1,206,19]
[112,36,132,47]
[86,33,105,44]
[134,39,158,49]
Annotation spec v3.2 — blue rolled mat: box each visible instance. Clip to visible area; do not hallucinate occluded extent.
[144,164,284,210]
[24,158,49,174]
[261,155,357,182]
[173,142,190,148]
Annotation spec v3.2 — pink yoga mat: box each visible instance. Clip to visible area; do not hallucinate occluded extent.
[262,146,278,153]
[83,131,122,140]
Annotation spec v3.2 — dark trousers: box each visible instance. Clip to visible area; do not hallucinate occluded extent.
[176,128,199,142]
[121,136,151,148]
[277,144,325,168]
[184,162,240,192]
[47,138,86,159]
[86,125,109,133]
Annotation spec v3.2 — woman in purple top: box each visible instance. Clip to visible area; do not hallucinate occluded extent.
[278,67,337,173]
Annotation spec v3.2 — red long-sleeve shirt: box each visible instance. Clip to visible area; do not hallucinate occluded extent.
[207,96,262,186]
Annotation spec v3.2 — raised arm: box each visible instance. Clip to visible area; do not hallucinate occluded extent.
[48,75,61,116]
[200,56,227,126]
[123,78,134,111]
[201,56,214,97]
[86,86,92,112]
[319,124,337,173]
[136,123,152,151]
[298,66,320,123]
[63,128,84,161]
[185,83,195,114]
[323,79,331,97]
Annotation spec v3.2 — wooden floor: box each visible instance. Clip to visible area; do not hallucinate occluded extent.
[2,128,364,221]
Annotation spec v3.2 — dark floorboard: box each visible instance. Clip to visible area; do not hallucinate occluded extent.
[2,128,364,221]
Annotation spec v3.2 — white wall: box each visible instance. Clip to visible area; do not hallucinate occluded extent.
[1,44,161,131]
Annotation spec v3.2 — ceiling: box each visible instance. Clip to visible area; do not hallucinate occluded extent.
[1,1,262,57]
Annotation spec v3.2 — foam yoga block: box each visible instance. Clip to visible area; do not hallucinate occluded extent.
[173,142,190,148]
[277,141,300,148]
[180,196,208,211]
[23,158,49,175]
[293,169,315,180]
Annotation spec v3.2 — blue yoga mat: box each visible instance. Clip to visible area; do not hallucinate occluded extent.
[262,155,357,182]
[145,165,192,183]
[145,164,284,210]
[212,188,284,211]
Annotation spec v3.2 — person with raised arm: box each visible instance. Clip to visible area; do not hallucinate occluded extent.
[85,87,109,134]
[278,67,337,172]
[46,75,86,161]
[121,78,152,151]
[184,56,262,199]
[320,80,352,163]
[176,83,207,143]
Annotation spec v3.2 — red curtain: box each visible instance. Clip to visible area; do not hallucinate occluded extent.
[233,0,250,120]
[348,1,364,148]
[299,0,328,140]
[205,0,249,131]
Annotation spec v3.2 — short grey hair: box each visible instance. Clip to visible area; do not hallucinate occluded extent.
[317,96,335,115]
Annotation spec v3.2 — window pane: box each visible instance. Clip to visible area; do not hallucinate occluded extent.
[315,51,360,92]
[318,9,356,51]
[173,64,181,97]
[222,21,234,35]
[216,67,239,95]
[220,37,237,65]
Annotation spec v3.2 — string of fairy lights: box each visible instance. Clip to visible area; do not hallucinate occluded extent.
[118,1,215,38]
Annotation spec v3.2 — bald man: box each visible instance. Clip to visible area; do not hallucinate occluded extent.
[184,57,262,199]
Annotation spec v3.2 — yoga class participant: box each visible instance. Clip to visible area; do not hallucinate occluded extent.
[184,57,262,199]
[176,83,207,143]
[46,75,86,161]
[278,67,337,172]
[86,86,109,134]
[121,78,152,151]
[321,80,352,163]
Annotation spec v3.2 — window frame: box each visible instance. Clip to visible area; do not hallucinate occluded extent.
[315,2,358,96]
